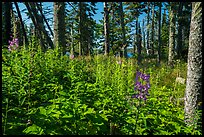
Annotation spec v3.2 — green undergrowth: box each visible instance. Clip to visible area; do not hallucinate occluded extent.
[2,46,202,135]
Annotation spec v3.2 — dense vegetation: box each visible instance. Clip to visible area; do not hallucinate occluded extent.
[2,46,202,135]
[2,2,202,135]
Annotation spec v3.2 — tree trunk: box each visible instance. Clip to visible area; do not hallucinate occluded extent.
[24,2,46,51]
[168,3,176,67]
[4,2,12,45]
[30,2,54,49]
[142,19,145,53]
[137,22,142,65]
[157,2,162,65]
[36,2,54,37]
[104,2,110,56]
[134,16,138,54]
[146,2,150,54]
[177,2,183,59]
[70,22,74,55]
[184,2,202,126]
[25,2,54,51]
[150,3,155,55]
[54,2,66,55]
[119,2,127,58]
[78,2,82,56]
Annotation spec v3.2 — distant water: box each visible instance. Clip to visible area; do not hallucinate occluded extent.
[65,51,134,58]
[127,52,134,58]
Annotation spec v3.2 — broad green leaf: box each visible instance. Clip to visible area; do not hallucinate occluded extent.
[62,114,73,119]
[84,108,95,115]
[126,117,136,124]
[23,124,44,135]
[39,106,47,116]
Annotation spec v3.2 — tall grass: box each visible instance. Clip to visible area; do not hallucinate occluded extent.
[2,45,202,135]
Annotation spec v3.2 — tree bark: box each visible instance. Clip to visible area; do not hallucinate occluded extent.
[150,3,155,55]
[54,2,66,55]
[142,19,145,53]
[119,2,127,58]
[177,2,183,59]
[168,3,176,67]
[157,2,162,65]
[184,2,202,126]
[146,2,150,54]
[36,2,54,37]
[4,2,12,45]
[24,2,46,51]
[78,2,82,56]
[137,22,142,65]
[25,2,54,51]
[104,2,110,56]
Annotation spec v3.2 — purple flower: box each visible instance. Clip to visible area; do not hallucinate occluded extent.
[140,73,150,82]
[132,94,139,98]
[131,71,151,101]
[8,37,19,51]
[135,71,141,81]
[143,83,150,91]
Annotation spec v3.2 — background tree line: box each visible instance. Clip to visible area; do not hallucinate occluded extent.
[2,2,191,62]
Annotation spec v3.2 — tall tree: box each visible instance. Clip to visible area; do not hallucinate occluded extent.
[4,2,12,46]
[150,2,155,55]
[25,2,45,50]
[157,2,162,65]
[53,2,66,55]
[36,2,54,37]
[161,7,169,59]
[168,2,176,67]
[119,2,127,58]
[25,2,54,51]
[176,2,183,59]
[184,2,202,126]
[104,2,110,56]
[146,2,150,55]
[137,22,142,65]
[142,19,145,52]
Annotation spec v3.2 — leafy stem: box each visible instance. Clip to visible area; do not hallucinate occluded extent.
[134,99,141,135]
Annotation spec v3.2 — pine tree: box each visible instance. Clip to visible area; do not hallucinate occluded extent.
[104,2,110,56]
[184,2,202,127]
[157,2,162,65]
[168,2,176,67]
[54,2,66,55]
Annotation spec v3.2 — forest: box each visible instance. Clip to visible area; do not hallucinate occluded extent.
[2,2,202,135]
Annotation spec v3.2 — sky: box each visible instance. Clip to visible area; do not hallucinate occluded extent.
[17,2,150,28]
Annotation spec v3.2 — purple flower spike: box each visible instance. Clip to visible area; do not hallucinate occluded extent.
[146,83,150,89]
[143,96,147,101]
[132,94,139,98]
[135,81,141,87]
[131,71,151,101]
[138,85,143,91]
[143,74,150,81]
[138,92,144,99]
[8,37,19,51]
